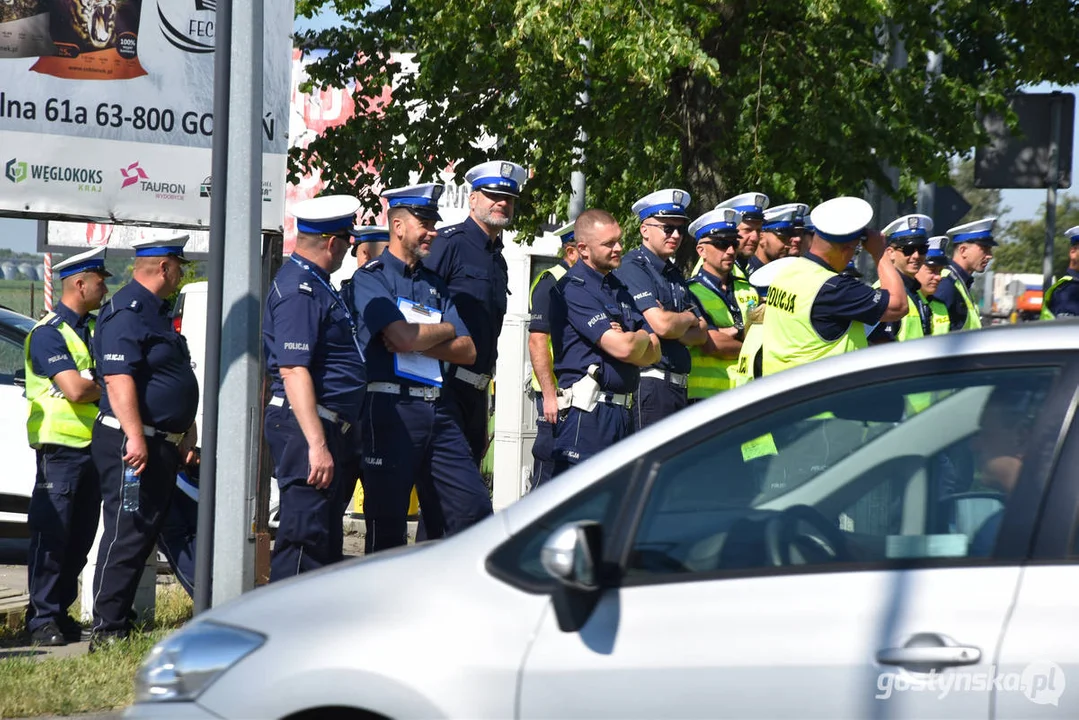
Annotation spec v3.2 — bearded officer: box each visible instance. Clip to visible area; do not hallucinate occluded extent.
[263,195,367,581]
[869,214,934,343]
[23,247,110,646]
[617,189,708,427]
[1041,225,1079,319]
[934,217,997,331]
[350,183,491,551]
[760,197,908,376]
[550,209,660,475]
[428,160,528,467]
[527,221,578,490]
[686,207,747,401]
[90,234,199,650]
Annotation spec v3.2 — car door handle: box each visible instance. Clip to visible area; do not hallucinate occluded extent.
[877,633,981,668]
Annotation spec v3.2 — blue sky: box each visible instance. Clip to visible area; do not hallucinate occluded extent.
[0,13,1072,254]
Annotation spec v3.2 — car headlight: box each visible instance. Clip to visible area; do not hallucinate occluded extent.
[134,621,265,703]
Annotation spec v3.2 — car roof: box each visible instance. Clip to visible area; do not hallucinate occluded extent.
[0,307,36,336]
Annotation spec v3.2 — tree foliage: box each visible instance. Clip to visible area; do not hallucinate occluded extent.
[992,194,1078,276]
[293,0,1079,265]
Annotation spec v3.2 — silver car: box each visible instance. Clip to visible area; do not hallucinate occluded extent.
[127,322,1079,719]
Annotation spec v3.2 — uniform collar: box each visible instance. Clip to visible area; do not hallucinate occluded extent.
[636,245,670,272]
[577,260,623,288]
[291,252,330,281]
[698,268,731,289]
[748,255,765,273]
[54,301,89,327]
[802,252,834,272]
[901,273,922,294]
[558,259,571,271]
[463,216,500,251]
[948,260,973,288]
[378,248,427,277]
[1067,268,1079,280]
[129,278,170,315]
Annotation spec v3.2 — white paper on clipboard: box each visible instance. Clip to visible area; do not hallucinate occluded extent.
[395,298,443,386]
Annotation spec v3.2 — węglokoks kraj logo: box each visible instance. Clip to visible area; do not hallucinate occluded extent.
[158,0,217,54]
[120,161,186,201]
[6,157,103,193]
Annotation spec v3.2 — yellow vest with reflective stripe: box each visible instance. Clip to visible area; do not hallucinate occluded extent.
[941,268,982,330]
[873,281,924,342]
[25,313,97,449]
[730,322,763,388]
[687,280,738,398]
[1040,276,1073,320]
[529,264,568,392]
[923,294,950,335]
[761,258,867,376]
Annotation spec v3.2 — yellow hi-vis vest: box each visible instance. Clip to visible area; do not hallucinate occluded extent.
[761,258,867,376]
[940,268,982,330]
[1040,275,1074,320]
[872,281,924,342]
[25,312,97,449]
[730,322,763,388]
[687,280,739,398]
[922,293,951,335]
[528,263,568,392]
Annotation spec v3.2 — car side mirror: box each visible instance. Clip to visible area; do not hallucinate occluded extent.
[541,521,602,592]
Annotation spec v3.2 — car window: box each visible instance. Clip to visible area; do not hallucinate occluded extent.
[0,333,25,384]
[625,367,1060,579]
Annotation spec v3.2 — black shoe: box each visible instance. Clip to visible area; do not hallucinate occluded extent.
[88,629,129,653]
[56,615,86,643]
[29,621,67,647]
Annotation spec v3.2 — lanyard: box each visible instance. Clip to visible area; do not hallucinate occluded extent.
[695,272,744,326]
[913,292,932,336]
[289,255,365,361]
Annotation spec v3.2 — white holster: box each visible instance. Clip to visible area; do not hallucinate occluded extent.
[568,364,601,412]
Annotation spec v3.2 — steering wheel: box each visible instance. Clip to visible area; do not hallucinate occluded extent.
[764,505,850,566]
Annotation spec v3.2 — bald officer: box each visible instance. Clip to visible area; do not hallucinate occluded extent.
[1041,225,1079,319]
[760,197,908,375]
[934,217,997,331]
[428,160,528,467]
[869,214,934,342]
[90,234,199,650]
[263,195,367,580]
[24,247,110,646]
[527,221,577,490]
[617,189,708,427]
[550,209,660,475]
[350,184,491,551]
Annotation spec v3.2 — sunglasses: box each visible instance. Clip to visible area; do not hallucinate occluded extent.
[322,232,353,241]
[897,244,930,256]
[644,222,686,236]
[701,237,739,250]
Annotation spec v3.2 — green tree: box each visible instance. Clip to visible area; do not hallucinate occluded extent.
[293,0,1079,271]
[949,157,1007,228]
[992,194,1079,276]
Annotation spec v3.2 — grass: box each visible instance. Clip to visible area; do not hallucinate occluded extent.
[0,582,193,719]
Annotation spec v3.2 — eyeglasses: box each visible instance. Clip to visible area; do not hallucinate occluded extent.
[898,244,929,256]
[701,237,739,250]
[643,222,685,236]
[321,232,353,241]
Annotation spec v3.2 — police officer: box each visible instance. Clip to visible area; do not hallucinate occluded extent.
[868,214,934,343]
[90,234,199,650]
[1041,225,1079,319]
[263,196,366,581]
[527,221,577,490]
[934,217,997,331]
[760,197,908,376]
[350,183,491,552]
[428,160,528,466]
[156,458,200,599]
[787,205,809,257]
[916,236,951,336]
[617,189,708,427]
[550,209,660,475]
[686,208,747,400]
[691,191,769,291]
[23,247,110,646]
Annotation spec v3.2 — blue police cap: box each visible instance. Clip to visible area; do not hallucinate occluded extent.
[688,207,741,242]
[633,188,691,221]
[883,214,933,244]
[716,192,770,221]
[381,183,444,221]
[131,231,192,263]
[349,225,389,256]
[290,195,364,236]
[553,221,575,245]
[947,217,997,246]
[809,197,873,244]
[763,203,809,233]
[925,235,949,267]
[55,246,112,279]
[465,161,528,197]
[1065,225,1079,245]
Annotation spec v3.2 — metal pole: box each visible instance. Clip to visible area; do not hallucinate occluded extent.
[1043,94,1062,294]
[193,0,232,615]
[211,0,264,606]
[568,39,590,221]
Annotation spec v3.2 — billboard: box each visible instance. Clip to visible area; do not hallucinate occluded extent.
[0,1,293,231]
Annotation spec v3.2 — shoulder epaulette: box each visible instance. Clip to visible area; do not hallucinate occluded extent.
[362,259,382,271]
[298,281,314,296]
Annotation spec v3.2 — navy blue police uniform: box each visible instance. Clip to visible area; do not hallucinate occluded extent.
[25,300,101,643]
[263,246,366,581]
[550,261,651,476]
[933,261,975,331]
[91,244,199,640]
[156,462,199,599]
[1048,268,1079,317]
[527,257,570,490]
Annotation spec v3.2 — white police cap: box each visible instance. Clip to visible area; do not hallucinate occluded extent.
[1065,225,1079,245]
[132,230,192,263]
[381,183,444,221]
[947,217,997,246]
[925,235,949,266]
[291,194,364,236]
[465,160,528,197]
[633,188,691,221]
[716,192,770,221]
[882,214,933,244]
[55,246,112,279]
[553,221,576,245]
[763,203,809,232]
[349,225,389,256]
[809,196,874,244]
[688,207,741,242]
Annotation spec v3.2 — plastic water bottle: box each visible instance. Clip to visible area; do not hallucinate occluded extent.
[121,465,140,513]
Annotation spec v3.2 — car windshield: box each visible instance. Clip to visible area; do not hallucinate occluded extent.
[0,309,36,336]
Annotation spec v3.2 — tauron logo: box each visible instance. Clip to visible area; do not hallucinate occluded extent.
[121,161,148,189]
[5,158,27,183]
